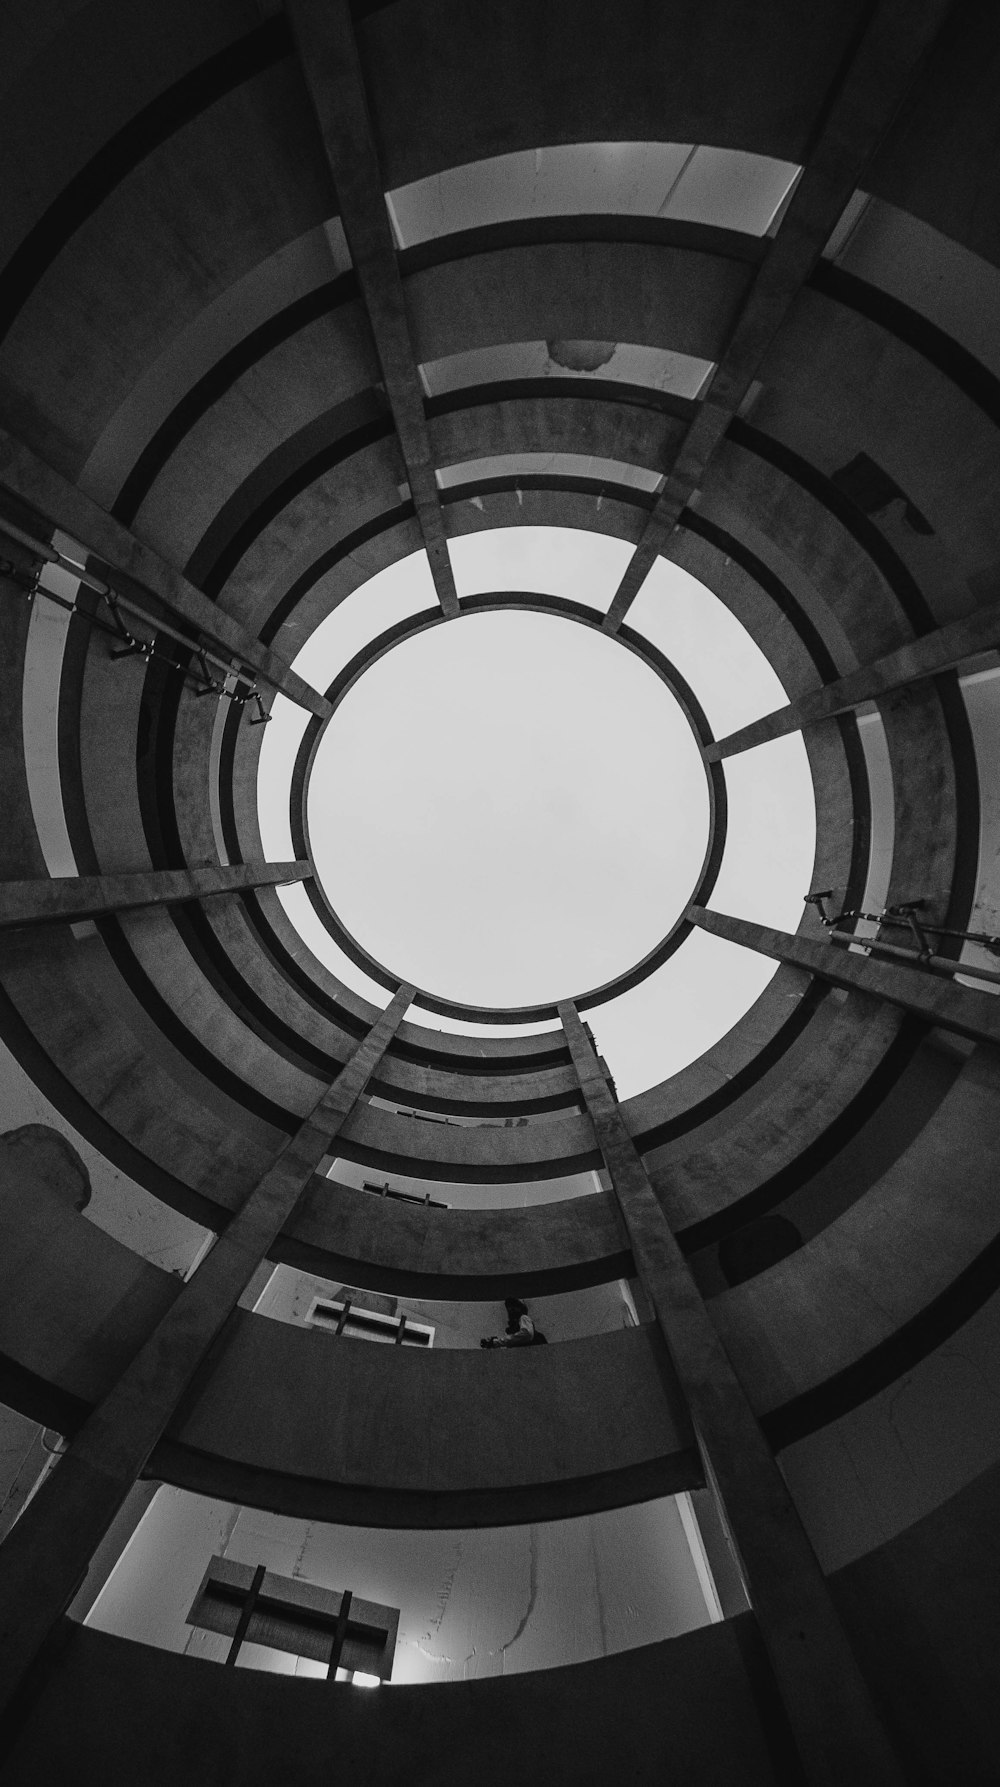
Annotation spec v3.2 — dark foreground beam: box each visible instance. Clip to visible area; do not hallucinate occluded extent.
[0,863,311,930]
[603,0,953,633]
[691,907,1000,1046]
[0,985,413,1719]
[0,430,332,720]
[706,594,1000,759]
[288,0,460,620]
[559,1001,903,1787]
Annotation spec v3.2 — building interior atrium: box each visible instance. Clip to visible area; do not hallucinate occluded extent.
[0,1,999,1781]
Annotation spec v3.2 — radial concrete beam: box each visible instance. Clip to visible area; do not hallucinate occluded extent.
[0,984,413,1718]
[0,863,312,930]
[603,0,955,633]
[706,594,1000,759]
[287,0,460,621]
[691,907,1000,1046]
[558,1000,903,1785]
[0,430,332,719]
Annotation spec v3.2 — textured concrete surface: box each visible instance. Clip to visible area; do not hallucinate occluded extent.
[603,0,954,628]
[709,561,1000,761]
[285,1172,629,1294]
[0,1123,178,1403]
[6,1455,1000,1784]
[0,431,329,716]
[288,0,459,618]
[0,863,309,928]
[711,1044,1000,1410]
[561,1000,904,1786]
[0,1612,783,1787]
[693,907,1000,1045]
[0,0,998,1775]
[0,1036,209,1273]
[164,1318,696,1515]
[0,989,411,1713]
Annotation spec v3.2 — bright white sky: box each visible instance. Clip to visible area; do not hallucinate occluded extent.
[308,612,709,1007]
[258,529,816,1097]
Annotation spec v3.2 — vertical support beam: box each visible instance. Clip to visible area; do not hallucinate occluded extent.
[287,0,460,620]
[602,0,954,633]
[558,1000,903,1786]
[0,985,413,1717]
[0,863,312,930]
[0,430,332,719]
[690,906,1000,1046]
[705,591,1000,760]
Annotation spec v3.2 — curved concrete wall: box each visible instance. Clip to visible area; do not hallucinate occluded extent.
[283,1174,630,1295]
[712,1044,1000,1415]
[0,1614,782,1787]
[159,1315,697,1526]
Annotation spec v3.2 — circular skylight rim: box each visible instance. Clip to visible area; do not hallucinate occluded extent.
[292,591,727,1023]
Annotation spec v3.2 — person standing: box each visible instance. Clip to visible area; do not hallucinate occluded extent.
[480,1297,546,1347]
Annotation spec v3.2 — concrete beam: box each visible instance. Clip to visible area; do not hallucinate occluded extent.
[690,907,1000,1046]
[287,0,460,621]
[0,863,312,930]
[0,430,332,720]
[559,1001,904,1787]
[0,984,413,1716]
[706,595,1000,759]
[603,0,954,633]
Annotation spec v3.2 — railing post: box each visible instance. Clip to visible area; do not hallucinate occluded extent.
[0,985,413,1719]
[558,998,903,1786]
[224,1564,267,1669]
[327,1589,353,1680]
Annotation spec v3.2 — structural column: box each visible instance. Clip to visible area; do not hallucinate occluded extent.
[287,0,460,620]
[0,863,311,930]
[558,999,903,1787]
[0,428,331,719]
[690,906,1000,1045]
[602,0,953,633]
[705,590,1000,760]
[0,984,413,1717]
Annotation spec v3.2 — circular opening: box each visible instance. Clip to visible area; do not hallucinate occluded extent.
[306,609,710,1007]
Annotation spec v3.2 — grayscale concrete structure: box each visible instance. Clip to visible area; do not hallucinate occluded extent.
[0,1,998,1780]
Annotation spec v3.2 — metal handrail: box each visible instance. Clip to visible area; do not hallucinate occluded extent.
[805,892,1000,989]
[1,521,270,721]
